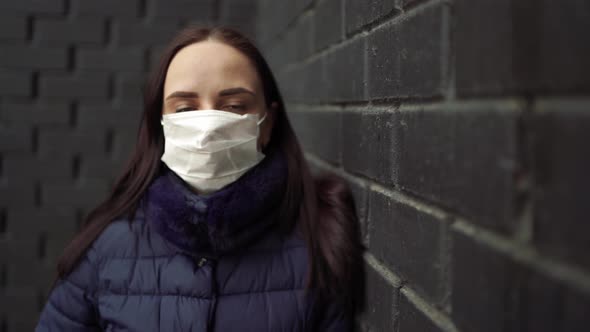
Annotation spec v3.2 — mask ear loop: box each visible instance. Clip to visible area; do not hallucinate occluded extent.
[256,111,269,154]
[257,112,268,125]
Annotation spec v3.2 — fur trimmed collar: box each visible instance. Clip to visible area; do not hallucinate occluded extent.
[143,149,288,258]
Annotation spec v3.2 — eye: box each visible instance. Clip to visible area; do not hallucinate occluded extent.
[222,104,246,112]
[176,107,195,113]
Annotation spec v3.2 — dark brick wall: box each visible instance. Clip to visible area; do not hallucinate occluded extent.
[257,0,590,331]
[0,0,256,330]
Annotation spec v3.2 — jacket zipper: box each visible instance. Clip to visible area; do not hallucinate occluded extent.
[198,256,218,332]
[197,257,208,267]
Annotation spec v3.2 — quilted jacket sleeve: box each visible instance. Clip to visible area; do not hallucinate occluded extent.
[35,246,101,332]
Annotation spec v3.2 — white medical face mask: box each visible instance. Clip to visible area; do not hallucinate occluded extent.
[160,109,268,194]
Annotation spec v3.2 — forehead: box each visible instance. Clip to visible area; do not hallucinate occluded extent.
[163,41,261,96]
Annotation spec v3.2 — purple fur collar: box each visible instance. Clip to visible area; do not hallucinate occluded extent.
[143,148,288,258]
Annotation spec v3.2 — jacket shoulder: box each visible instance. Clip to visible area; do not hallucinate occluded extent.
[90,212,174,261]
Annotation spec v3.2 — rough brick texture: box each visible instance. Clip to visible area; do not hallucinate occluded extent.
[369,189,448,304]
[455,0,590,96]
[258,0,590,331]
[368,3,447,99]
[0,1,258,330]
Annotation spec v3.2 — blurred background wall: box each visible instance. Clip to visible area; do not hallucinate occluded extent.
[0,0,589,331]
[0,0,256,330]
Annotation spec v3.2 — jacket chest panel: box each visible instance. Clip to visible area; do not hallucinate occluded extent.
[216,245,309,295]
[98,293,212,332]
[97,254,214,297]
[213,288,310,331]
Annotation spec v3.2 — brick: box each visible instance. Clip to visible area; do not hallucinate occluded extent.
[146,0,215,20]
[273,70,293,100]
[3,155,71,180]
[530,100,590,269]
[77,48,144,72]
[294,0,314,13]
[0,179,35,207]
[38,128,106,157]
[71,0,140,17]
[42,179,109,209]
[111,131,137,159]
[395,102,518,231]
[561,288,590,332]
[454,0,515,96]
[455,0,590,95]
[0,17,27,40]
[44,228,76,262]
[276,57,323,103]
[294,13,314,63]
[0,100,70,126]
[288,108,341,165]
[39,72,110,99]
[256,0,296,43]
[0,237,38,262]
[112,21,178,46]
[0,70,32,97]
[78,102,142,129]
[2,221,74,264]
[322,37,366,101]
[341,109,396,186]
[148,45,167,70]
[265,36,295,71]
[451,230,520,332]
[315,0,342,51]
[255,0,280,43]
[114,73,146,102]
[345,0,398,34]
[522,272,563,332]
[218,0,255,21]
[270,13,313,67]
[362,263,398,331]
[0,287,39,332]
[79,156,127,181]
[0,0,64,14]
[522,271,590,332]
[369,190,448,303]
[0,126,32,152]
[398,292,444,332]
[4,261,53,289]
[344,102,518,230]
[0,45,67,69]
[34,18,104,45]
[531,1,590,93]
[5,263,54,292]
[347,180,369,246]
[399,0,423,7]
[6,209,76,236]
[263,42,286,73]
[218,0,258,39]
[368,3,446,99]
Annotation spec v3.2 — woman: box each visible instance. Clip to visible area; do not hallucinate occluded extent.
[35,26,365,331]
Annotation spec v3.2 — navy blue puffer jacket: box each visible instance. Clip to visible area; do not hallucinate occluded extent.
[35,151,351,331]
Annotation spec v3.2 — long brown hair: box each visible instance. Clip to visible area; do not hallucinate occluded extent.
[55,26,365,311]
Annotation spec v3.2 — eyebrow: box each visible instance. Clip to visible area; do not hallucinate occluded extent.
[219,87,256,97]
[165,87,255,100]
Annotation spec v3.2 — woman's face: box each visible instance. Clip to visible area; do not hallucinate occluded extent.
[162,40,275,150]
